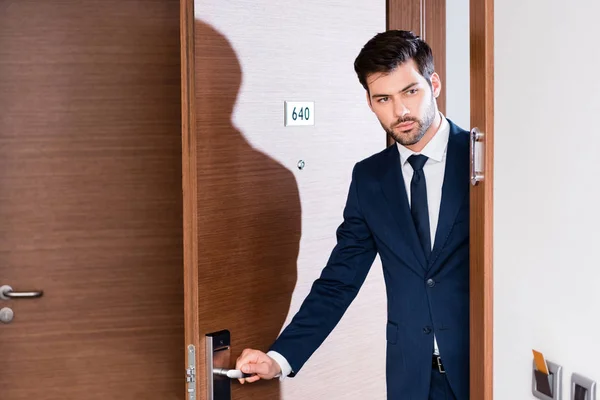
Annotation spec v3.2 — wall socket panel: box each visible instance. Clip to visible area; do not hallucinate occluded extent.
[571,373,596,400]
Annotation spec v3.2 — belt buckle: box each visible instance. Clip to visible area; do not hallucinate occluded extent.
[436,356,446,374]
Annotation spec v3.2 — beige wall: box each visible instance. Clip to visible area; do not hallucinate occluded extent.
[495,0,600,398]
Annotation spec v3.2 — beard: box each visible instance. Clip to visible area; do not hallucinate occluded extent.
[383,96,437,146]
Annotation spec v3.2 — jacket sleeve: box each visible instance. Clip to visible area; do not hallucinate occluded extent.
[268,162,377,376]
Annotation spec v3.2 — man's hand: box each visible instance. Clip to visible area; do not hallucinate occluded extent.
[235,349,282,384]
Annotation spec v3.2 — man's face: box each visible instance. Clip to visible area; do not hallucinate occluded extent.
[366,59,441,146]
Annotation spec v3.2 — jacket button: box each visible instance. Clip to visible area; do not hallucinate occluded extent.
[427,279,435,287]
[423,326,432,334]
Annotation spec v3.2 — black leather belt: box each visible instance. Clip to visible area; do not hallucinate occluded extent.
[432,355,446,374]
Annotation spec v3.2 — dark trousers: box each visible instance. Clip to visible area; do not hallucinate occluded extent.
[428,368,457,400]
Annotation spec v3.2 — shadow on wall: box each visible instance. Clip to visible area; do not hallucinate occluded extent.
[194,20,301,399]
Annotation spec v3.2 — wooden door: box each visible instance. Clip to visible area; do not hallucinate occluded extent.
[182,0,390,399]
[0,1,184,399]
[469,0,494,398]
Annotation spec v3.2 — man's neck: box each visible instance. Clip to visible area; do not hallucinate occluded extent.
[406,111,443,153]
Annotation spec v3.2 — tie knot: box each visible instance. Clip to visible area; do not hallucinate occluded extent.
[407,154,428,171]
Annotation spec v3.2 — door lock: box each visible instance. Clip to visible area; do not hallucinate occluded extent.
[0,307,14,323]
[206,330,235,400]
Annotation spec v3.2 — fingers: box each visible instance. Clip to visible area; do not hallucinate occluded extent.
[244,375,261,383]
[235,348,255,383]
[235,348,276,384]
[236,348,259,384]
[235,349,249,383]
[236,348,265,372]
[241,362,270,376]
[235,348,254,369]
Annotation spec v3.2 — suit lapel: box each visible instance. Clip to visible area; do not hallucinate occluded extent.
[429,122,470,268]
[380,145,428,272]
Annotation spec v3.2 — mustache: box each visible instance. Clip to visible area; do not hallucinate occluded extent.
[392,117,420,127]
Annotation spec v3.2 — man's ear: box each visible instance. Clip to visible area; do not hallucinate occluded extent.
[430,72,442,98]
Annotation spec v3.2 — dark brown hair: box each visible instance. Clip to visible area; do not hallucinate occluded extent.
[354,30,435,91]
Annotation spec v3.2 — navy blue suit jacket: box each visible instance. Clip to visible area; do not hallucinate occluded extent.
[270,121,470,400]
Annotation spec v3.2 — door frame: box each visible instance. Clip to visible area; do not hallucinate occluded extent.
[182,1,494,398]
[180,0,200,394]
[468,0,494,399]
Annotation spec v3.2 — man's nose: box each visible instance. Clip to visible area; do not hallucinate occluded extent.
[393,100,410,118]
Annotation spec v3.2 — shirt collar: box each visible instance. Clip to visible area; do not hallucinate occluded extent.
[396,113,450,165]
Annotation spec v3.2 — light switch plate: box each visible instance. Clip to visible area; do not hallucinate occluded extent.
[284,101,315,126]
[572,373,596,400]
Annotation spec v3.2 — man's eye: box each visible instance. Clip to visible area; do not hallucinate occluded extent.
[378,97,389,103]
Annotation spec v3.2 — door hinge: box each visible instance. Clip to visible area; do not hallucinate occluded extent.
[186,344,196,400]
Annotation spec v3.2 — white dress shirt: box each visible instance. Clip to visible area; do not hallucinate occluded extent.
[268,114,451,379]
[395,113,450,356]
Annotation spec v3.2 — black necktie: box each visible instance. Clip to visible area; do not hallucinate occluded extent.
[407,154,431,260]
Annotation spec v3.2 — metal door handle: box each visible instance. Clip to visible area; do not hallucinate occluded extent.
[0,285,43,300]
[213,368,254,379]
[470,128,485,186]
